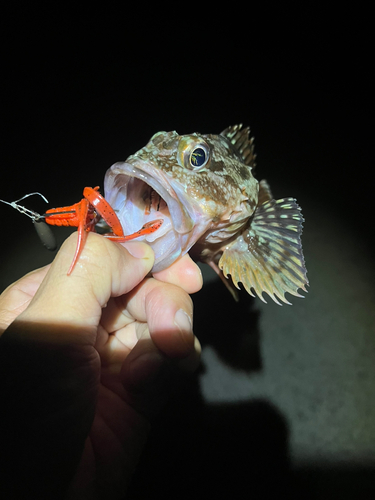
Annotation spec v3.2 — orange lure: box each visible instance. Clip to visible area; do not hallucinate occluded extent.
[45,186,162,274]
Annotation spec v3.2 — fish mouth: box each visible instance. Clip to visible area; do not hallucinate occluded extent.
[104,160,195,272]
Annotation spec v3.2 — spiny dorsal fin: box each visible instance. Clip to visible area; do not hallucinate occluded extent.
[220,124,256,168]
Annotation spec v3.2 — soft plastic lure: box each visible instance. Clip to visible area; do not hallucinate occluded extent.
[43,186,162,274]
[1,187,162,275]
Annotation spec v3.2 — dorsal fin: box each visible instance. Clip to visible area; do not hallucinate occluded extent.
[220,124,256,168]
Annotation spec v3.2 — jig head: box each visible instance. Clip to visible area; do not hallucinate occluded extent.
[0,192,57,250]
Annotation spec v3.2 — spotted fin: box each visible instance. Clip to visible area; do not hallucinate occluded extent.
[258,179,273,205]
[219,198,308,305]
[221,124,256,168]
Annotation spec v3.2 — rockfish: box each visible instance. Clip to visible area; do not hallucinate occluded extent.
[104,125,308,305]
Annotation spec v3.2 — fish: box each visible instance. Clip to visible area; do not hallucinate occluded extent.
[104,125,308,305]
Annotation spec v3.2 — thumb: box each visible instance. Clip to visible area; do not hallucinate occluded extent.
[14,232,154,344]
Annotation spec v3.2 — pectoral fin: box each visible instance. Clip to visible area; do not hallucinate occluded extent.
[258,179,273,205]
[219,198,308,305]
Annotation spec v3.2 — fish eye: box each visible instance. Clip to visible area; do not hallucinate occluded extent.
[190,147,207,168]
[177,137,210,171]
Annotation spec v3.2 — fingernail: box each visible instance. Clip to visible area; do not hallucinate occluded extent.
[174,309,193,336]
[123,241,151,259]
[177,337,202,372]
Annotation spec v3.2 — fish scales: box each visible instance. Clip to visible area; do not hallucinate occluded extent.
[104,125,308,304]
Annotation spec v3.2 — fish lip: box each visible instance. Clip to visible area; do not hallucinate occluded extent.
[104,160,194,234]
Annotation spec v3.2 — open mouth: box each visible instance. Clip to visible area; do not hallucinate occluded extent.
[120,176,172,242]
[143,186,167,214]
[105,162,194,238]
[103,161,195,271]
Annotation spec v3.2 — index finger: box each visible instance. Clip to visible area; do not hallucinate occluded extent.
[0,266,50,335]
[152,254,203,294]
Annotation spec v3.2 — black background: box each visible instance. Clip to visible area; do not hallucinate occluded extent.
[1,5,371,216]
[1,4,374,499]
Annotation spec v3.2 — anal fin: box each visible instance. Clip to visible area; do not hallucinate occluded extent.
[207,260,240,302]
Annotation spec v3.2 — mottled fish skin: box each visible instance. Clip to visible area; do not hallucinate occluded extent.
[104,125,308,304]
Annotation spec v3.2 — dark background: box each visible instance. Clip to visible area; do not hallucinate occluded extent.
[1,4,374,499]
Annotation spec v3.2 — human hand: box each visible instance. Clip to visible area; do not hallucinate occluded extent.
[0,233,202,499]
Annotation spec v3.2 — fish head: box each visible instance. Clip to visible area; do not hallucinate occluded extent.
[104,129,259,272]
